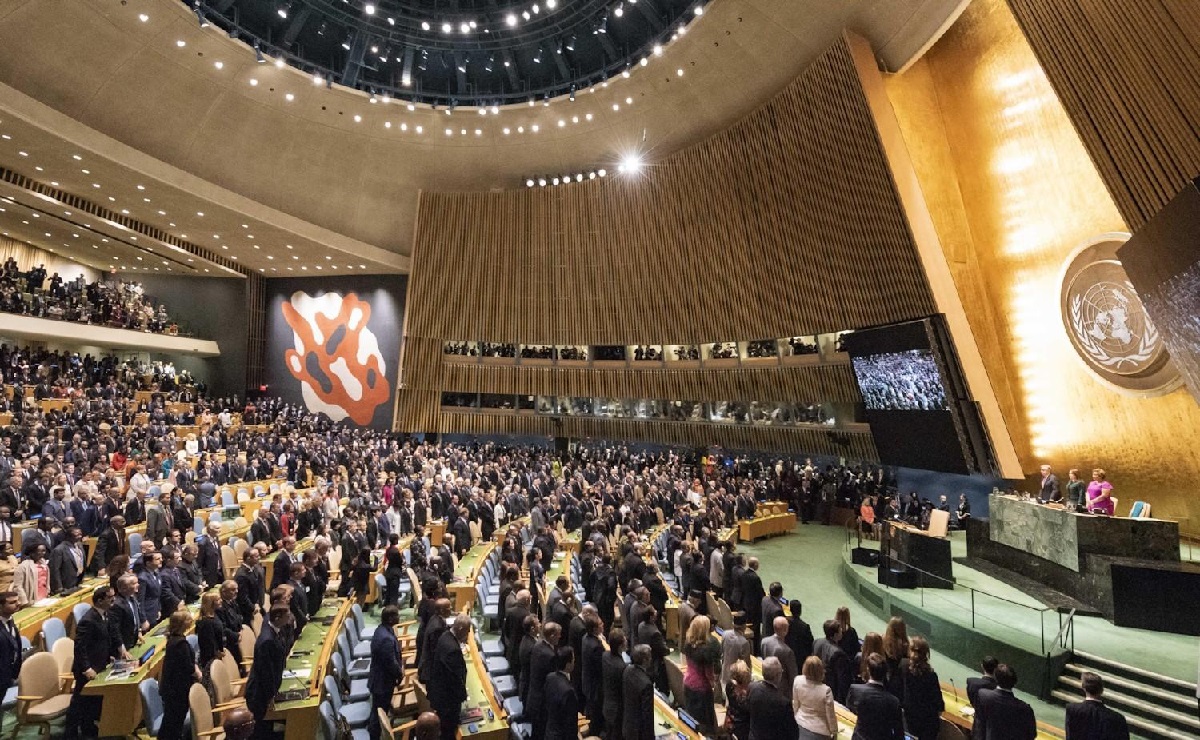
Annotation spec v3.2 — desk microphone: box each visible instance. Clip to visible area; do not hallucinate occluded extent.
[949,678,959,703]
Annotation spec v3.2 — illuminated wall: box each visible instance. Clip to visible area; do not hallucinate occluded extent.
[883,0,1200,531]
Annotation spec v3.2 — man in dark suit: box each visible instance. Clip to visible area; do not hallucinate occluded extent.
[973,664,1036,740]
[527,622,560,740]
[235,548,266,626]
[0,591,22,698]
[741,558,766,649]
[244,606,293,737]
[197,521,224,588]
[636,606,668,694]
[761,582,785,646]
[64,586,129,739]
[249,509,273,550]
[813,619,853,704]
[450,508,472,558]
[427,614,470,740]
[622,644,655,740]
[286,562,309,633]
[967,656,999,708]
[138,551,165,626]
[271,536,297,590]
[418,598,452,684]
[786,600,814,664]
[50,526,86,594]
[847,653,903,740]
[545,647,580,740]
[90,515,128,576]
[746,656,799,740]
[367,606,405,740]
[1064,673,1129,740]
[503,589,533,678]
[1038,465,1062,503]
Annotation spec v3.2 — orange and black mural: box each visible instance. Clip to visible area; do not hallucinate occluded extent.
[266,276,406,428]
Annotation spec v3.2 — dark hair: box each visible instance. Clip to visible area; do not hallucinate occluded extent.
[906,636,932,675]
[608,628,626,654]
[631,644,652,667]
[554,646,575,672]
[789,600,802,616]
[768,582,783,598]
[1080,672,1103,697]
[995,664,1017,690]
[93,585,114,602]
[381,605,401,626]
[981,655,998,674]
[866,652,887,682]
[0,590,19,603]
[823,619,840,640]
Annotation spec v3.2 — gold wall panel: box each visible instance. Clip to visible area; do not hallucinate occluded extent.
[1007,0,1200,230]
[884,0,1200,532]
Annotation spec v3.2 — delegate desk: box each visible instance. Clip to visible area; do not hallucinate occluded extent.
[457,531,510,740]
[14,576,107,641]
[262,538,316,589]
[268,598,353,740]
[450,541,496,612]
[737,513,793,542]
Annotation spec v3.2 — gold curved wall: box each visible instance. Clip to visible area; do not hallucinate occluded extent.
[883,0,1200,532]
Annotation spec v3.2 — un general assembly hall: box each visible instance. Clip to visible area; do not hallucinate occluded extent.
[0,1,1196,739]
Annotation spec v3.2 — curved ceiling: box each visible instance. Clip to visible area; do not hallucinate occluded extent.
[0,0,966,263]
[200,0,707,106]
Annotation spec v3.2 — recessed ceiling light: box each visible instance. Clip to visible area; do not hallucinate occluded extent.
[249,78,259,86]
[214,61,224,70]
[197,212,204,217]
[17,151,27,157]
[176,40,186,48]
[286,244,293,249]
[0,134,9,140]
[274,59,285,69]
[158,210,166,215]
[353,114,362,122]
[92,183,100,188]
[285,93,294,102]
[138,14,149,22]
[72,154,82,161]
[136,184,145,190]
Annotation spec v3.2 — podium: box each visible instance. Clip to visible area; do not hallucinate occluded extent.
[878,519,954,589]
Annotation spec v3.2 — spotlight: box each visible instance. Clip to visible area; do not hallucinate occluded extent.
[566,35,576,51]
[364,3,376,15]
[422,21,431,31]
[506,14,517,26]
[254,42,266,63]
[552,177,560,185]
[526,179,535,187]
[441,22,452,33]
[614,3,624,17]
[694,4,704,15]
[459,22,470,33]
[547,0,557,7]
[598,169,607,177]
[341,34,352,50]
[276,2,291,20]
[538,178,547,186]
[618,153,643,173]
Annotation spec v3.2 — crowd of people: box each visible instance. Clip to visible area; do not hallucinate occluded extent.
[0,258,180,333]
[851,350,948,412]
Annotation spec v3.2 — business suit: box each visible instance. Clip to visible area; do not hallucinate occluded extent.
[900,666,944,740]
[846,681,904,740]
[235,564,266,625]
[966,675,997,708]
[545,671,580,740]
[813,638,853,704]
[621,663,655,740]
[244,623,288,721]
[197,535,223,588]
[1039,474,1062,503]
[249,519,273,549]
[12,559,44,604]
[503,603,531,678]
[580,633,605,731]
[367,626,404,740]
[65,607,124,739]
[272,549,295,590]
[160,636,197,740]
[1064,699,1130,740]
[427,630,468,740]
[746,680,798,740]
[50,541,85,593]
[741,570,765,643]
[636,621,669,694]
[760,635,798,700]
[145,505,173,547]
[114,595,143,650]
[601,652,626,740]
[138,568,164,625]
[972,688,1036,740]
[527,640,557,740]
[90,526,127,575]
[0,615,21,697]
[761,598,784,642]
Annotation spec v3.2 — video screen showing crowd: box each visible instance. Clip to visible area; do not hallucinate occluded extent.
[850,350,948,412]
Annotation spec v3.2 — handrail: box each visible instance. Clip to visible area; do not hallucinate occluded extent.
[1053,608,1076,654]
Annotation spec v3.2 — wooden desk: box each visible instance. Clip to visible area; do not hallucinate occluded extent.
[737,513,793,542]
[269,598,353,740]
[449,542,495,612]
[430,519,447,547]
[262,539,316,589]
[462,625,509,740]
[652,692,702,740]
[755,502,789,517]
[39,398,75,413]
[14,576,108,641]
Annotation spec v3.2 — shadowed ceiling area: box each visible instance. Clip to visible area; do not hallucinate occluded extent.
[0,0,967,264]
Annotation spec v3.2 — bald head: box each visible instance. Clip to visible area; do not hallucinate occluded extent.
[773,616,789,637]
[414,713,441,740]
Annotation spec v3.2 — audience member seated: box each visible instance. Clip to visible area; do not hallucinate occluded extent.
[710,342,737,359]
[787,337,819,356]
[746,340,779,358]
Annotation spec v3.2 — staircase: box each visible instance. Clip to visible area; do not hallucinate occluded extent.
[1050,650,1198,740]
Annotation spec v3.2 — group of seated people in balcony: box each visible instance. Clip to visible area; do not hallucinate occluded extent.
[0,257,179,333]
[444,338,838,365]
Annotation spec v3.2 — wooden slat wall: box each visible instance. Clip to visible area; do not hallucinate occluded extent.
[397,39,933,457]
[1007,0,1200,229]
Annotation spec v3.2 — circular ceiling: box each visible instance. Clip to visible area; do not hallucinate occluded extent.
[190,0,706,106]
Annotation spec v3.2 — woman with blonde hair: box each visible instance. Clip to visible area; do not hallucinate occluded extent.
[882,617,909,699]
[160,610,201,740]
[681,615,721,733]
[723,660,752,740]
[857,632,884,683]
[793,655,837,739]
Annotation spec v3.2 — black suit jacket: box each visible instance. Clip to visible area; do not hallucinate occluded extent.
[0,618,21,694]
[966,675,997,708]
[427,630,468,711]
[526,640,557,720]
[250,520,273,548]
[49,541,84,593]
[846,682,904,740]
[544,671,580,740]
[72,607,123,677]
[272,550,295,590]
[746,680,798,740]
[972,688,1036,740]
[621,664,655,740]
[741,570,765,623]
[197,536,223,587]
[244,624,288,718]
[1064,699,1130,740]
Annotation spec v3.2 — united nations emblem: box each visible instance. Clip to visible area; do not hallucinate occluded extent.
[1060,235,1180,395]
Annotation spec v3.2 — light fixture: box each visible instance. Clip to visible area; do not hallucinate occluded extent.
[214,61,224,69]
[364,3,376,15]
[138,13,149,22]
[506,14,517,26]
[176,39,187,47]
[614,3,624,17]
[422,21,431,31]
[195,5,209,27]
[254,42,265,63]
[277,2,291,19]
[694,4,704,15]
[441,22,452,33]
[618,153,643,173]
[274,58,285,69]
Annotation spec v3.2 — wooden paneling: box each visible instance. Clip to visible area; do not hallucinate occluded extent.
[398,39,935,457]
[1007,0,1200,229]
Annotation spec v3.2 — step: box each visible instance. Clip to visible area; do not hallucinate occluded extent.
[1058,671,1196,711]
[1049,691,1187,740]
[1071,651,1198,694]
[1046,686,1195,734]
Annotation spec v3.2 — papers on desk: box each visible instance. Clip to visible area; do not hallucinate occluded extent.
[108,659,140,680]
[32,598,58,607]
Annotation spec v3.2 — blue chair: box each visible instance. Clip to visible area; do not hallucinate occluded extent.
[148,485,162,499]
[42,617,66,651]
[323,675,371,728]
[139,678,164,736]
[491,674,518,699]
[221,490,236,507]
[186,634,198,653]
[193,515,205,535]
[352,603,376,639]
[320,700,368,740]
[331,652,369,703]
[72,602,92,632]
[127,531,143,555]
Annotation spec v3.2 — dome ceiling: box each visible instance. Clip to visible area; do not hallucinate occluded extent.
[198,0,706,106]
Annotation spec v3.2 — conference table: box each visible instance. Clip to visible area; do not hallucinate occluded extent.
[449,540,496,612]
[456,530,510,740]
[268,597,354,740]
[737,512,794,542]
